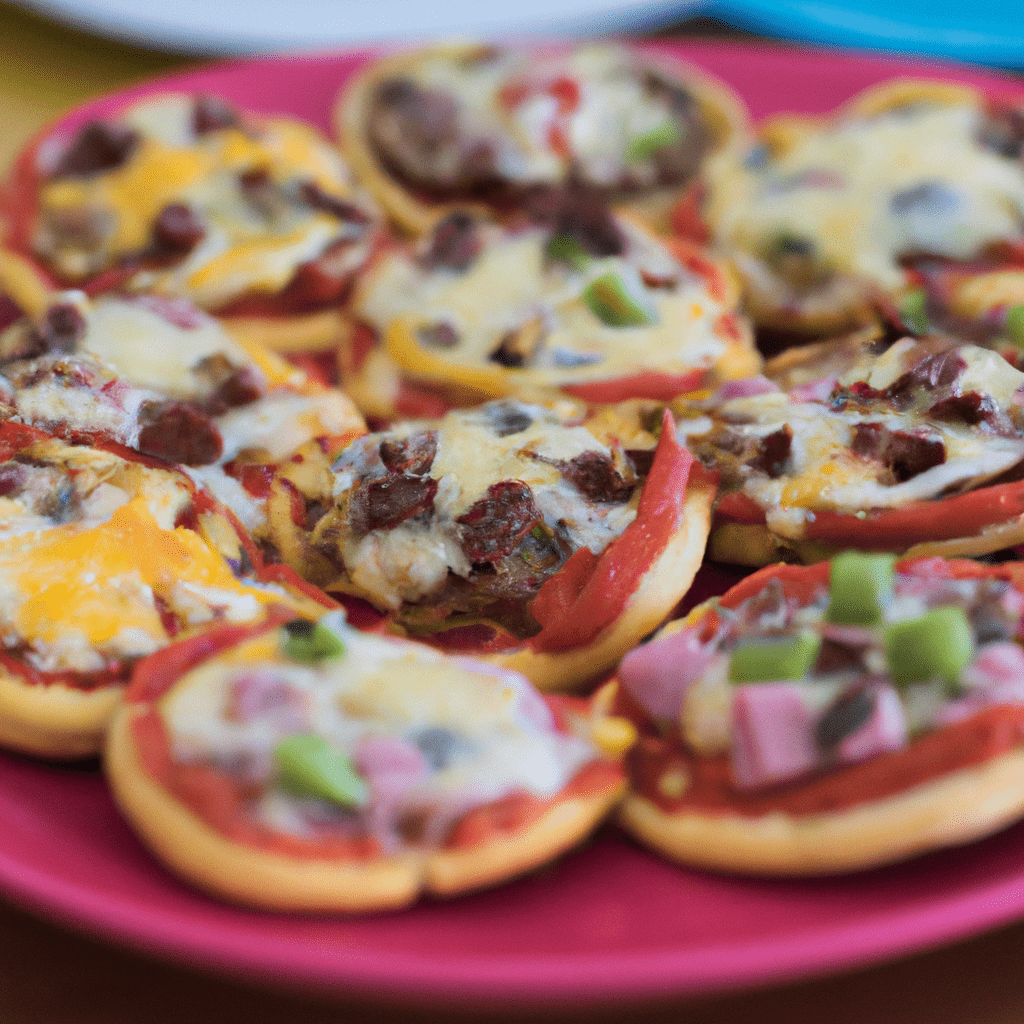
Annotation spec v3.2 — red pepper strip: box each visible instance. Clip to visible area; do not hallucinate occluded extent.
[230,462,275,499]
[986,238,1024,268]
[392,380,456,420]
[717,560,830,612]
[126,612,295,705]
[412,621,524,655]
[560,368,707,404]
[284,350,340,388]
[343,321,378,376]
[0,421,53,459]
[664,237,729,303]
[1,421,197,478]
[527,410,695,653]
[715,491,767,523]
[668,182,710,246]
[802,478,1024,549]
[186,485,266,585]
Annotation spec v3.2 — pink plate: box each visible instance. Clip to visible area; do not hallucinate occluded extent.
[4,42,1024,1007]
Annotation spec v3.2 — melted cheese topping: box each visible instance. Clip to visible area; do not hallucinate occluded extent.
[713,101,1024,291]
[35,94,377,309]
[691,343,1024,539]
[355,218,736,389]
[217,390,361,463]
[0,438,276,672]
[83,295,258,398]
[330,402,640,609]
[0,293,364,475]
[160,611,596,848]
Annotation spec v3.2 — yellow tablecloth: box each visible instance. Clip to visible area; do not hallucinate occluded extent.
[0,5,1023,1020]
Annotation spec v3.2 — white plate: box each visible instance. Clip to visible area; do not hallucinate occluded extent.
[11,0,701,54]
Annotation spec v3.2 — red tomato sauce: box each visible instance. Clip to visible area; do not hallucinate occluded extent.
[0,651,131,693]
[627,705,1024,818]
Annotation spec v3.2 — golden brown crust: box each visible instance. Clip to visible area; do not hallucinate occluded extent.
[489,473,715,692]
[619,744,1024,875]
[762,325,883,391]
[335,43,749,237]
[707,515,1024,569]
[838,77,981,120]
[105,706,623,911]
[0,668,123,759]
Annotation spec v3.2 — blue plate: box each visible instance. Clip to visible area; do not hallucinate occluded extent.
[706,0,1024,68]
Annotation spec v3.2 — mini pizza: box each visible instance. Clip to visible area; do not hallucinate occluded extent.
[0,257,367,568]
[343,199,757,418]
[0,421,329,759]
[703,78,1024,336]
[4,92,382,353]
[105,609,629,911]
[336,41,748,235]
[291,400,713,691]
[682,334,1024,566]
[615,553,1024,875]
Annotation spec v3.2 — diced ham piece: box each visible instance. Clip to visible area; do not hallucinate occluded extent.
[354,734,431,846]
[789,375,838,404]
[731,683,819,790]
[837,685,907,763]
[714,376,780,401]
[355,734,430,791]
[732,682,908,791]
[962,641,1024,689]
[619,627,718,726]
[938,643,1024,724]
[226,672,310,732]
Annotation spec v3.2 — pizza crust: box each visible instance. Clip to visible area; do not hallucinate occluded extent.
[105,707,624,912]
[490,473,715,692]
[619,744,1024,875]
[708,513,1024,569]
[0,668,123,759]
[839,77,982,120]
